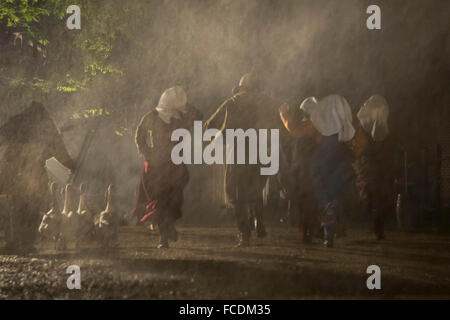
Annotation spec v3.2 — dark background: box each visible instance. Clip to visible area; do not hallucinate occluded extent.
[1,0,449,223]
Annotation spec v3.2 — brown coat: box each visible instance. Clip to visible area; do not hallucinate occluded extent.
[347,124,395,217]
[279,108,320,237]
[204,91,285,204]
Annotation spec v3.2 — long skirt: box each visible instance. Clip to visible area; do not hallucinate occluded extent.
[134,160,189,224]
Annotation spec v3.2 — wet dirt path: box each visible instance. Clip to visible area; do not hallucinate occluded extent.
[1,226,449,299]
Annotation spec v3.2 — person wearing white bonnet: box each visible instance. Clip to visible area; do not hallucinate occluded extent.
[133,86,202,248]
[348,94,392,241]
[280,94,355,248]
[281,94,355,141]
[308,94,355,142]
[155,86,188,124]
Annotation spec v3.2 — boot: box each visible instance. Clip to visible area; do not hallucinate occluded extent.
[235,232,250,247]
[323,225,335,248]
[256,220,267,238]
[235,203,251,247]
[322,204,336,248]
[157,235,169,249]
[157,223,169,249]
[167,222,178,242]
[303,228,312,244]
[254,201,266,238]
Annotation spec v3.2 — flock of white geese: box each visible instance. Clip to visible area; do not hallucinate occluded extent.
[38,182,118,250]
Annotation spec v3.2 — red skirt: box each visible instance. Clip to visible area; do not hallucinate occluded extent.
[136,160,189,224]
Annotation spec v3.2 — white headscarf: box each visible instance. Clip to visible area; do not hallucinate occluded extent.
[357,95,389,142]
[307,94,355,142]
[155,86,188,124]
[299,96,318,116]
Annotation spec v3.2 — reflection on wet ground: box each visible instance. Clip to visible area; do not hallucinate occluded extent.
[0,226,449,299]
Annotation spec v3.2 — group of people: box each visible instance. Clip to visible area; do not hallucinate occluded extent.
[0,73,393,253]
[132,73,393,249]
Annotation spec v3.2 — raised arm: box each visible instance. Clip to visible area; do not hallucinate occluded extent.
[279,103,317,138]
[203,100,229,133]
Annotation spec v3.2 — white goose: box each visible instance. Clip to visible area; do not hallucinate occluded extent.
[38,182,62,249]
[95,184,118,247]
[60,184,77,249]
[74,183,95,249]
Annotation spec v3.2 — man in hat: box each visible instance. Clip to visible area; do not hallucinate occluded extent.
[205,73,287,247]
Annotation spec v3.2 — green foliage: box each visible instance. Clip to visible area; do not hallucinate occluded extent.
[0,0,71,40]
[114,126,129,137]
[84,38,112,59]
[8,77,26,88]
[1,0,147,139]
[56,74,87,92]
[31,77,51,93]
[38,38,48,46]
[84,61,123,77]
[71,108,111,120]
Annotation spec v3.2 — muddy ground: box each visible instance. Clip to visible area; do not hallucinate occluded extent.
[0,225,449,299]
